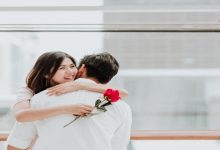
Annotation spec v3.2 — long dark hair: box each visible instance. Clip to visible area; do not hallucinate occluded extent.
[26,51,76,94]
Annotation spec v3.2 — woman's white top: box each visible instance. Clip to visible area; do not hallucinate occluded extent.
[7,87,37,149]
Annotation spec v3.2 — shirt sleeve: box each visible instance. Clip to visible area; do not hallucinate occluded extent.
[15,87,34,102]
[7,122,37,149]
[111,103,132,150]
[7,87,36,149]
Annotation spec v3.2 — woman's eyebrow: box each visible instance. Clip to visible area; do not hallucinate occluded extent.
[60,64,75,66]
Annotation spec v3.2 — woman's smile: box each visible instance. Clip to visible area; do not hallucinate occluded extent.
[52,57,78,84]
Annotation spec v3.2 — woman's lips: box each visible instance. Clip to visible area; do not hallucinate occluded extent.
[64,77,74,80]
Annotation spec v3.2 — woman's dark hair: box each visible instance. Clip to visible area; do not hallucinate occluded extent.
[78,52,119,84]
[26,51,76,94]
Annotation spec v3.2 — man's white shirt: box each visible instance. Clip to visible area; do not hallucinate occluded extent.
[31,78,132,150]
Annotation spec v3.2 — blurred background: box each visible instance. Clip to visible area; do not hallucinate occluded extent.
[0,0,220,149]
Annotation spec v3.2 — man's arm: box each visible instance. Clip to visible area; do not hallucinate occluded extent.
[111,104,132,150]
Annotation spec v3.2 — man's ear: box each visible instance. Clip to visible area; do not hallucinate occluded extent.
[76,64,86,78]
[78,64,85,72]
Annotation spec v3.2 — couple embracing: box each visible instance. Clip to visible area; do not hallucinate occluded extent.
[7,51,132,150]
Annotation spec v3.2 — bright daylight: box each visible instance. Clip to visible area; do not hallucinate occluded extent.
[1,0,220,150]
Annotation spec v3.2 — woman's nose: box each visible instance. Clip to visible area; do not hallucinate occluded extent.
[66,67,75,74]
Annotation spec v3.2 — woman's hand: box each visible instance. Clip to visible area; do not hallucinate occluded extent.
[47,81,82,96]
[65,104,93,116]
[63,104,93,127]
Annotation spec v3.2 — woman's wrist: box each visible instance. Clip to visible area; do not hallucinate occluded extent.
[59,105,71,114]
[75,82,83,90]
[61,105,77,114]
[77,82,90,91]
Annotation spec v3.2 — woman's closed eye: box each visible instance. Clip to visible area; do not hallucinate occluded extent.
[70,65,76,68]
[59,65,75,70]
[59,66,65,70]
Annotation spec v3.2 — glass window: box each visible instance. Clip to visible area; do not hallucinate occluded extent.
[1,1,220,150]
[0,31,220,131]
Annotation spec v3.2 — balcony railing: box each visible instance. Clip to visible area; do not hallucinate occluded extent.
[2,130,220,141]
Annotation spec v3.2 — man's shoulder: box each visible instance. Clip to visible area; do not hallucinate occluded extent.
[111,100,132,119]
[31,90,50,107]
[65,89,101,98]
[31,89,101,107]
[32,88,100,100]
[114,100,130,109]
[32,90,47,98]
[16,87,34,102]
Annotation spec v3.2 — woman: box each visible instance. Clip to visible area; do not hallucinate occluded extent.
[7,51,128,150]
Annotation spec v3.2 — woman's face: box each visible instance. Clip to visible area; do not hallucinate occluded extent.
[51,57,78,85]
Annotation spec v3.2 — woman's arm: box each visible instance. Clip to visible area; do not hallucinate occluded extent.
[15,102,93,122]
[14,87,93,122]
[7,87,38,150]
[80,83,128,98]
[47,81,128,98]
[7,145,20,150]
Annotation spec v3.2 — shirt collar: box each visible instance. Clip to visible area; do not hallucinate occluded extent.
[75,78,97,84]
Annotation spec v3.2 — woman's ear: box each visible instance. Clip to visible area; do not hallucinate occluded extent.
[44,75,49,78]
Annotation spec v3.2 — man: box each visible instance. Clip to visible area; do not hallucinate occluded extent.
[31,52,132,150]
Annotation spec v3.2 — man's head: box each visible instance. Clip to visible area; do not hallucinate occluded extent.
[77,52,119,84]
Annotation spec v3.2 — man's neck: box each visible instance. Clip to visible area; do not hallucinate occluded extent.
[86,77,100,84]
[76,77,100,84]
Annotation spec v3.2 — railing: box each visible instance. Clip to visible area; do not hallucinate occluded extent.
[131,130,220,140]
[2,130,220,141]
[0,24,220,32]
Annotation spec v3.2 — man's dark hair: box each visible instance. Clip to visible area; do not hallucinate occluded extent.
[78,52,119,84]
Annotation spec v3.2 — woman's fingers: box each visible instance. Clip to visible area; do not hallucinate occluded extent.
[56,90,67,96]
[47,85,73,96]
[47,82,81,96]
[47,82,79,96]
[82,104,93,109]
[47,87,64,96]
[48,86,62,92]
[77,104,93,115]
[81,104,93,112]
[48,84,63,90]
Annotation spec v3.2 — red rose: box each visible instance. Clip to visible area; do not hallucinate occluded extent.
[64,88,121,127]
[104,89,120,102]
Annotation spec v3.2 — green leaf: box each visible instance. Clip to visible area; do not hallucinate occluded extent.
[98,106,107,112]
[95,99,102,107]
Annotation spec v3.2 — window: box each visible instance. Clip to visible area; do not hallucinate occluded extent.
[1,1,220,149]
